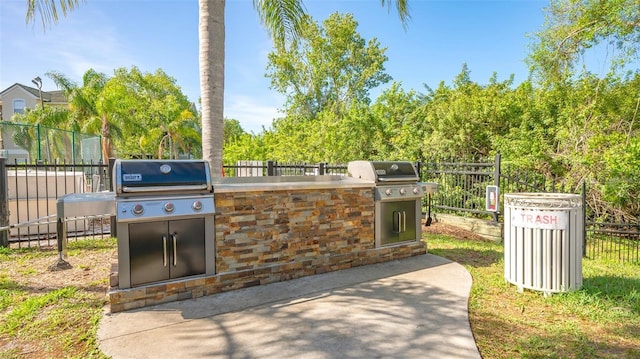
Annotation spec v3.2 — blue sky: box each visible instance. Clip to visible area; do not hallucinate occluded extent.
[1,0,549,133]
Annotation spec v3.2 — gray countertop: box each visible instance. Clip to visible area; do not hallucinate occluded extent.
[212,175,375,193]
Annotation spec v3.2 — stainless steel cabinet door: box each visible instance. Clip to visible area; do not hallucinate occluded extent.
[396,200,417,242]
[379,200,419,246]
[168,218,205,279]
[128,218,205,287]
[129,220,170,286]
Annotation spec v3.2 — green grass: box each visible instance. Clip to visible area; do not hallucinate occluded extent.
[2,234,638,358]
[0,238,114,359]
[3,286,78,334]
[0,277,23,313]
[428,234,640,359]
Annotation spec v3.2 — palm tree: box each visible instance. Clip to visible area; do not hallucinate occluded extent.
[26,0,411,171]
[10,106,71,161]
[143,109,201,159]
[47,69,118,162]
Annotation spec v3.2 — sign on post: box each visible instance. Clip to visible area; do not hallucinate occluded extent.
[486,185,499,212]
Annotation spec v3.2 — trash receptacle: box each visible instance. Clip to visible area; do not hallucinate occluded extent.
[504,193,583,295]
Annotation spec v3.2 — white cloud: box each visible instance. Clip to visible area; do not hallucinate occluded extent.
[1,2,134,91]
[37,18,134,80]
[224,94,284,134]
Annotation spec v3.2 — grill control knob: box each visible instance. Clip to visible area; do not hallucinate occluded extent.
[163,202,175,213]
[192,200,203,211]
[413,187,420,194]
[132,203,144,215]
[399,188,407,195]
[385,188,393,196]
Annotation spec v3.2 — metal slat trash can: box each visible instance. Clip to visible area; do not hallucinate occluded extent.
[504,193,583,295]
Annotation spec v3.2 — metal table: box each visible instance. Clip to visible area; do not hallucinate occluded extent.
[53,192,115,269]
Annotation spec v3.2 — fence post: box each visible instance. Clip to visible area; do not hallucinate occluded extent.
[493,153,501,223]
[71,131,76,164]
[267,160,275,176]
[36,123,42,161]
[318,162,326,175]
[108,158,115,190]
[0,157,8,247]
[108,158,117,238]
[582,181,587,257]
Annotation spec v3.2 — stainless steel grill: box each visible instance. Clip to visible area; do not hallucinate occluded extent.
[113,159,215,289]
[348,161,438,247]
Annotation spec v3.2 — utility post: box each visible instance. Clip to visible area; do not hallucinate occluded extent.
[0,157,9,247]
[32,76,44,110]
[493,153,501,223]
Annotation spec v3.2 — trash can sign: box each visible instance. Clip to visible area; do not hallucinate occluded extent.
[486,185,499,212]
[511,209,567,230]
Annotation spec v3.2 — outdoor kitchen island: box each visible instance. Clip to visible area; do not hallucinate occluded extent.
[109,173,429,312]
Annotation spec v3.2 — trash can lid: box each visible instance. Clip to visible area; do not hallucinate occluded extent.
[504,193,582,209]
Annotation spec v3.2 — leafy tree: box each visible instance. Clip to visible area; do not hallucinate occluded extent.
[223,132,270,165]
[223,118,246,145]
[108,67,200,159]
[26,0,411,173]
[199,0,410,174]
[529,0,640,83]
[46,67,198,160]
[418,64,518,160]
[266,101,381,163]
[258,12,394,163]
[221,118,261,166]
[266,12,392,119]
[573,73,640,219]
[370,82,423,161]
[491,80,554,172]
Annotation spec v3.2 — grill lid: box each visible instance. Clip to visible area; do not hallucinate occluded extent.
[114,159,212,194]
[347,161,419,183]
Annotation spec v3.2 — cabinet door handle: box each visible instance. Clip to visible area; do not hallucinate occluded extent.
[162,235,167,267]
[394,211,401,233]
[402,211,406,233]
[172,233,177,267]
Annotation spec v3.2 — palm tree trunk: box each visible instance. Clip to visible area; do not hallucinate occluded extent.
[101,116,113,161]
[199,0,225,175]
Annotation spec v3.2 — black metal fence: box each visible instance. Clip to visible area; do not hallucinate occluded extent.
[420,157,499,221]
[223,161,348,177]
[0,158,111,248]
[586,223,640,263]
[420,154,639,263]
[1,157,637,263]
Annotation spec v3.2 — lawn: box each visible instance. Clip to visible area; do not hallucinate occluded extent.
[0,238,114,359]
[1,228,639,358]
[427,232,640,359]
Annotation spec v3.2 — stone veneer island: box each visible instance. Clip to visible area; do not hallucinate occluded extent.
[108,175,426,312]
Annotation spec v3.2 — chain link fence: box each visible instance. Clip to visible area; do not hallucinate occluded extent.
[0,122,101,164]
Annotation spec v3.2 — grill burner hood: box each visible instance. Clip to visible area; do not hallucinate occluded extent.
[347,161,420,183]
[114,159,212,195]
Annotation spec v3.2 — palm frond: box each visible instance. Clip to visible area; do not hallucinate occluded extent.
[381,0,412,30]
[26,0,85,31]
[253,0,308,46]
